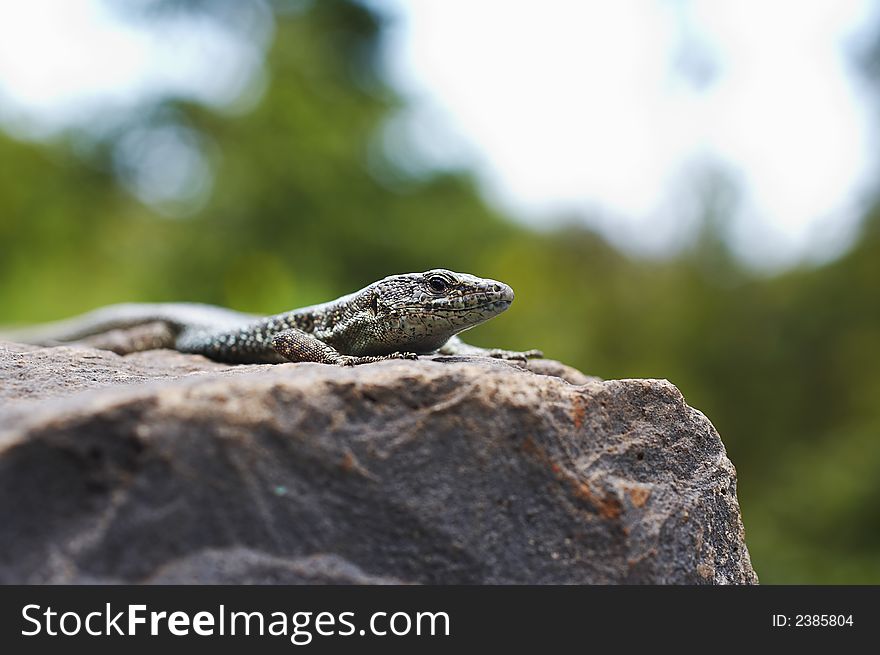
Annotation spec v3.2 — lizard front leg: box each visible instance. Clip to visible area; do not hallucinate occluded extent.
[271,328,418,366]
[438,335,543,362]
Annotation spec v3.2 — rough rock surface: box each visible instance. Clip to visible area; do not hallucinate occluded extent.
[0,340,757,584]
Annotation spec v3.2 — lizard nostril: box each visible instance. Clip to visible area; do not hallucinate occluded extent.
[492,284,501,292]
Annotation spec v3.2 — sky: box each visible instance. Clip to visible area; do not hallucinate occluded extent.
[0,0,271,129]
[0,0,878,268]
[378,0,880,267]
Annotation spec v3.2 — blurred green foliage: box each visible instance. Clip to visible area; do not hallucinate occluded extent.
[1,0,878,583]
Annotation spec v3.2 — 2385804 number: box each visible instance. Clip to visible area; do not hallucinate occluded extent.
[795,615,853,627]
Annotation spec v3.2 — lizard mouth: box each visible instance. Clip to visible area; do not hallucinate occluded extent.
[395,299,511,315]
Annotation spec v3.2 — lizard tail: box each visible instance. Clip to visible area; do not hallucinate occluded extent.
[1,302,258,347]
[0,304,185,345]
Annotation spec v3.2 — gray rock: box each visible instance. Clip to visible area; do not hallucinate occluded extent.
[0,340,757,584]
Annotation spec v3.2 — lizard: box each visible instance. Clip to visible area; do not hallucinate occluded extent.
[2,269,543,366]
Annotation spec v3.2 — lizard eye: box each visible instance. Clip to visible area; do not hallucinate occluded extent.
[428,276,448,293]
[370,293,379,315]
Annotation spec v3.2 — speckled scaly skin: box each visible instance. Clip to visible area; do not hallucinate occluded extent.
[4,270,543,366]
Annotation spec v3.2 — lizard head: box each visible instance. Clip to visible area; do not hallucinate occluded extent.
[366,269,514,354]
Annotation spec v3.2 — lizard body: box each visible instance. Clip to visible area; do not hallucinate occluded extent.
[3,269,542,366]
